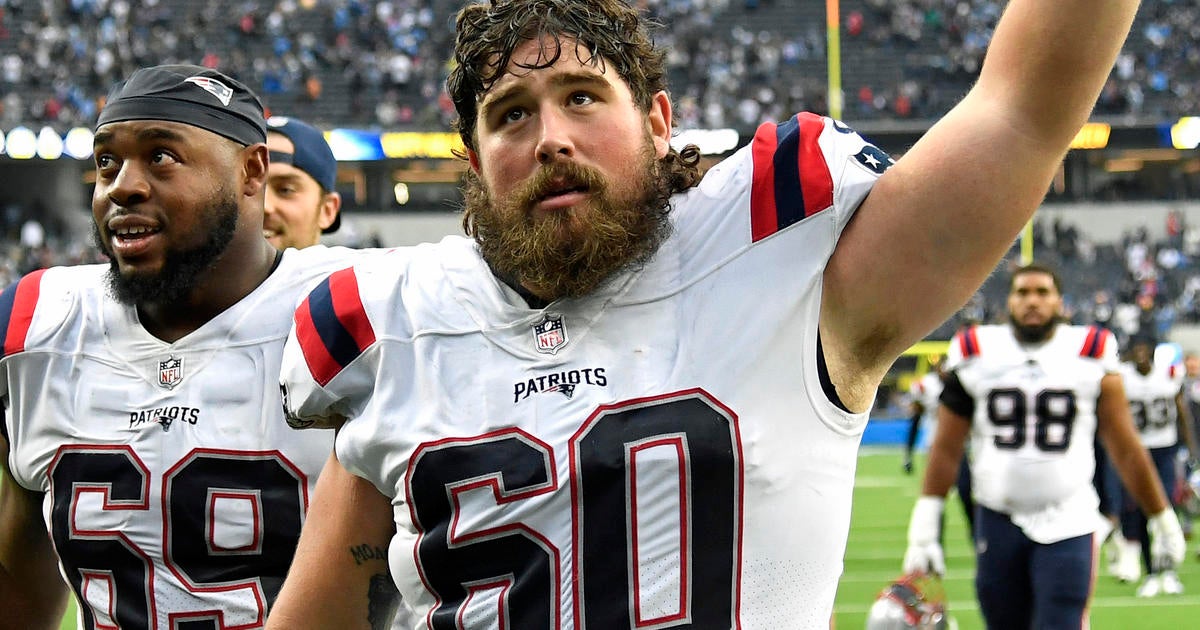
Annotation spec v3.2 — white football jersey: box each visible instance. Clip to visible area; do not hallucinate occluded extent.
[909,372,943,449]
[1120,354,1184,449]
[945,324,1117,543]
[0,246,366,629]
[281,114,888,629]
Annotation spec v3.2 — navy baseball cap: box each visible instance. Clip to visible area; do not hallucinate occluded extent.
[97,64,266,147]
[267,116,340,233]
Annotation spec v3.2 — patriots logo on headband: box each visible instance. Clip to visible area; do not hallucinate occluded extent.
[184,76,234,106]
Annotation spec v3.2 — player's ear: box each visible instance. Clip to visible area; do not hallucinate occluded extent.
[647,90,672,159]
[318,192,342,231]
[467,148,481,173]
[241,143,269,197]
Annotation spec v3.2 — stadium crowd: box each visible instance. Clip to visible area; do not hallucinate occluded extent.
[2,0,1200,349]
[1,0,1199,135]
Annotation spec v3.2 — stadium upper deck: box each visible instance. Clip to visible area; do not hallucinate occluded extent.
[0,0,1195,134]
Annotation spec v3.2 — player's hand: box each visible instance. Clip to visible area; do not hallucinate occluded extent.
[1148,508,1186,571]
[903,496,946,575]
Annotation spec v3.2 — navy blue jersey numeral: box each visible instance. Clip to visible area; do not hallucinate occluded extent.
[406,391,742,629]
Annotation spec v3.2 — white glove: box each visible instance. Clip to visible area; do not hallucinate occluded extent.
[1148,508,1186,572]
[903,496,946,575]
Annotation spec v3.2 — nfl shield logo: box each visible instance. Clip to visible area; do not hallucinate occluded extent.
[532,314,568,355]
[158,356,184,389]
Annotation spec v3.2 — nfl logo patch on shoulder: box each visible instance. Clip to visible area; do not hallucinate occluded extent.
[532,314,568,355]
[158,355,184,389]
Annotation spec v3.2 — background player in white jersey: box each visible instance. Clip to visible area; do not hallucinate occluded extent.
[265,1,1141,628]
[0,65,397,629]
[1117,334,1198,597]
[904,358,945,474]
[904,264,1186,628]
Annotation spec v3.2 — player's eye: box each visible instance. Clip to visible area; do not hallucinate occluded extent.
[150,150,179,166]
[569,92,595,106]
[502,107,528,125]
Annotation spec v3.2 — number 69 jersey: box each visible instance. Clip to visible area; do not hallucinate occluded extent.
[943,324,1118,543]
[281,114,888,629]
[0,247,364,630]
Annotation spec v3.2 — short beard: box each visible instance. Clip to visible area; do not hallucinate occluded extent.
[1009,314,1059,344]
[94,196,240,307]
[463,145,673,301]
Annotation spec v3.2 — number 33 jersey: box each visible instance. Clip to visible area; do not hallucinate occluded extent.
[281,114,888,629]
[1119,353,1184,449]
[943,324,1118,543]
[0,246,365,629]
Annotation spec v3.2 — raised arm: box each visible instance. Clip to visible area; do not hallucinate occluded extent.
[821,1,1140,409]
[267,451,400,630]
[0,437,69,630]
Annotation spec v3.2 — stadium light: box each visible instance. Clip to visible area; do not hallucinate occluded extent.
[5,127,37,160]
[36,126,64,159]
[1170,117,1200,150]
[326,128,384,161]
[64,128,95,160]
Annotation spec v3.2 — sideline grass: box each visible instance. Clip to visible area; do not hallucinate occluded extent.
[835,450,1200,630]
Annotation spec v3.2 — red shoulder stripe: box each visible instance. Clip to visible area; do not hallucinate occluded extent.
[293,269,377,387]
[1,269,47,357]
[1079,325,1108,358]
[748,113,833,242]
[957,325,980,358]
[749,121,779,242]
[295,296,340,387]
[796,113,834,218]
[328,268,376,352]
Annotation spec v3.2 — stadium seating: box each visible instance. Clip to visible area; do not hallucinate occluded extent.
[1,0,1197,134]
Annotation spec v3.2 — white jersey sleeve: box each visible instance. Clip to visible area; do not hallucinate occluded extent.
[279,254,402,432]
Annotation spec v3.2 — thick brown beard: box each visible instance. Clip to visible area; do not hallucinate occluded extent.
[464,145,672,301]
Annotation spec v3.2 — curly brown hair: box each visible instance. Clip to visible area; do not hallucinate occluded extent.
[447,0,700,200]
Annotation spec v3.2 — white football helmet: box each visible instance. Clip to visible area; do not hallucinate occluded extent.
[865,572,952,630]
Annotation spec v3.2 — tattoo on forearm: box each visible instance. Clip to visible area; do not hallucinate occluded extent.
[368,573,401,630]
[350,543,388,565]
[348,543,400,629]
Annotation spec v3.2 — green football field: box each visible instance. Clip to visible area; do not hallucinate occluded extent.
[54,449,1200,629]
[834,450,1200,630]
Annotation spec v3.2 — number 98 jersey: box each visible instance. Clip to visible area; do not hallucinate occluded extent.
[0,247,366,629]
[943,324,1117,543]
